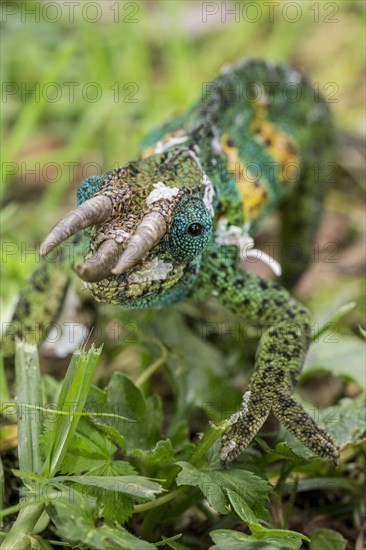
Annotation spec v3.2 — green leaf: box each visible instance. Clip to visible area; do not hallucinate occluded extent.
[320,397,366,447]
[258,439,310,464]
[87,461,137,477]
[52,475,164,500]
[226,489,259,525]
[176,462,270,520]
[309,528,347,550]
[50,488,156,549]
[304,335,366,389]
[42,346,102,477]
[103,373,162,452]
[210,528,306,550]
[132,439,175,470]
[250,524,310,545]
[47,417,129,476]
[101,490,134,526]
[15,342,43,475]
[311,302,356,343]
[85,385,127,449]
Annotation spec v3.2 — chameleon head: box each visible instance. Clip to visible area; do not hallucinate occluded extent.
[40,152,214,307]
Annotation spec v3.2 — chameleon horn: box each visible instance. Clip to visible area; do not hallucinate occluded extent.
[39,195,113,256]
[73,239,123,282]
[112,211,167,275]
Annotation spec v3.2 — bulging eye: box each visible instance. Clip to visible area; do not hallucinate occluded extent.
[187,223,203,236]
[167,195,213,261]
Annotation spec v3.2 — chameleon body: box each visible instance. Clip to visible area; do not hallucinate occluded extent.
[5,58,339,463]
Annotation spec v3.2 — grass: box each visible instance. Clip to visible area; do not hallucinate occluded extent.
[1,1,365,548]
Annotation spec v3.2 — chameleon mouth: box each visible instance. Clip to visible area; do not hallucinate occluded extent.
[39,196,167,283]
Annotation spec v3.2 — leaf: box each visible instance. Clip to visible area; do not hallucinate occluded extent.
[49,417,129,476]
[85,385,127,449]
[320,397,366,447]
[226,489,259,525]
[210,528,306,550]
[52,475,164,500]
[87,460,137,477]
[257,439,310,465]
[176,462,270,520]
[85,373,162,453]
[309,528,347,550]
[304,335,366,389]
[102,490,134,526]
[50,488,156,549]
[131,439,175,472]
[250,524,309,545]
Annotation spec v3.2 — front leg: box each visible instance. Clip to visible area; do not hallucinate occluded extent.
[191,250,339,464]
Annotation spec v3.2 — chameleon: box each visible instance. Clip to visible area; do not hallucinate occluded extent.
[4,58,340,464]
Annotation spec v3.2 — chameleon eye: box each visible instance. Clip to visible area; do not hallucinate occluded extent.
[187,223,203,236]
[167,195,212,261]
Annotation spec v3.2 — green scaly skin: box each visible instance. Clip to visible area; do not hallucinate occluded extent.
[3,58,339,464]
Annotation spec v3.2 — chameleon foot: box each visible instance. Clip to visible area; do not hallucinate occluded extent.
[272,393,340,465]
[220,390,340,465]
[220,391,271,463]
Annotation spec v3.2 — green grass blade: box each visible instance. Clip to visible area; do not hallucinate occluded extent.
[15,342,43,475]
[0,355,10,404]
[42,345,102,477]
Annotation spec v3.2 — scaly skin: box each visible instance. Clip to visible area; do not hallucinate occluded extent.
[3,58,339,464]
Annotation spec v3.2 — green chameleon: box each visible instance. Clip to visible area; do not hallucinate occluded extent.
[5,58,339,464]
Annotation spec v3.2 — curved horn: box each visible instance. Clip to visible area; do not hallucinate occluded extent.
[112,212,167,275]
[73,239,123,282]
[40,195,113,256]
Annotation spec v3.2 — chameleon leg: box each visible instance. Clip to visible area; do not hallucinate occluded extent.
[191,251,340,464]
[272,393,339,463]
[220,390,271,462]
[2,261,70,361]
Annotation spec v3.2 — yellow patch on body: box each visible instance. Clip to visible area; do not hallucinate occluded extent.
[252,106,299,183]
[221,135,268,221]
[139,128,187,159]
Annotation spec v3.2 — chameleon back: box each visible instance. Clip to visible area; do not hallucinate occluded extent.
[140,58,334,243]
